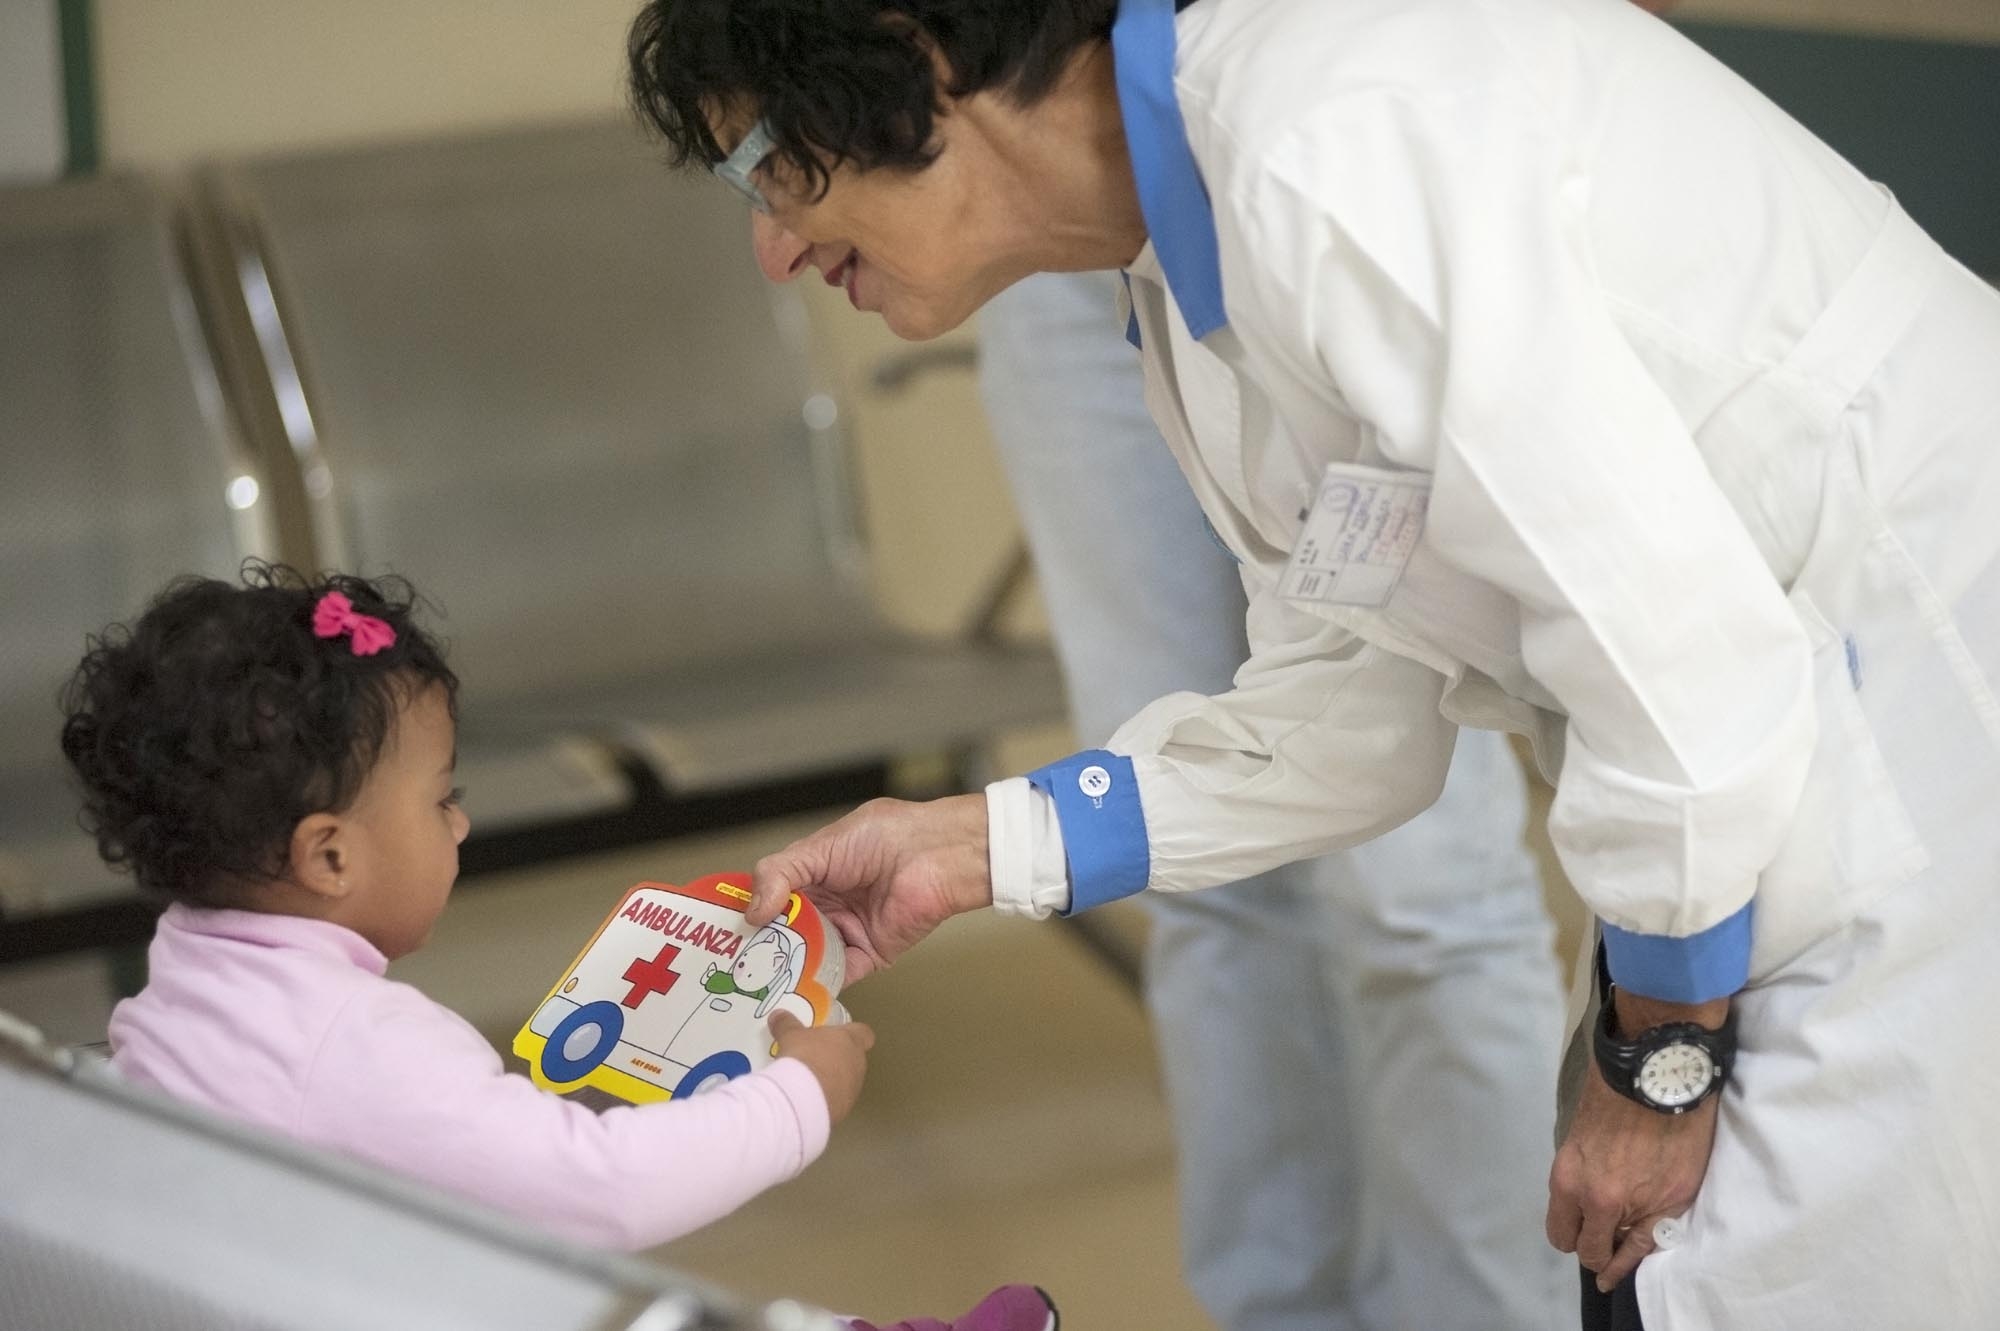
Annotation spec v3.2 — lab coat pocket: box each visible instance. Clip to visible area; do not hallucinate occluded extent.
[1745,591,1931,986]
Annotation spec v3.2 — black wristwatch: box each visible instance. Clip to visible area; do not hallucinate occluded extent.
[1592,946,1738,1115]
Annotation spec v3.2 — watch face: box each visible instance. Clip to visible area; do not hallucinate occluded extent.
[1636,1042,1716,1108]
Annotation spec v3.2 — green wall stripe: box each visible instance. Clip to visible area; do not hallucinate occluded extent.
[1677,20,2000,277]
[58,0,97,176]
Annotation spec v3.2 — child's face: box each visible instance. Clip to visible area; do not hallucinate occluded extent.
[336,684,468,958]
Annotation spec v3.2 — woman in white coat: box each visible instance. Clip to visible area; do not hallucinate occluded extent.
[626,0,2000,1325]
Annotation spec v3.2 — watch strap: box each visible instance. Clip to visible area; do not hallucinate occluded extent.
[1593,972,1739,1114]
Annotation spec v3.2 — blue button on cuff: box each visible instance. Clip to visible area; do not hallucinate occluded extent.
[1602,899,1755,1004]
[1026,750,1151,917]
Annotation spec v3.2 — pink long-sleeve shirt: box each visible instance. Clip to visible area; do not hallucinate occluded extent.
[108,904,830,1250]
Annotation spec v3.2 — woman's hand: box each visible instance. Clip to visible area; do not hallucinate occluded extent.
[748,793,993,983]
[1547,991,1727,1292]
[769,1010,875,1124]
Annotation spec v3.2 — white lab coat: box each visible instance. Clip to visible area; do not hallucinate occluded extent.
[985,0,2000,1323]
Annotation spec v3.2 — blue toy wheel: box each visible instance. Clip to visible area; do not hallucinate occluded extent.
[541,1000,625,1085]
[672,1049,754,1099]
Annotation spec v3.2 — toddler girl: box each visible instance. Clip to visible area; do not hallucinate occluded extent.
[62,565,1054,1331]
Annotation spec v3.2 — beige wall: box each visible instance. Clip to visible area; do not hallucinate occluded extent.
[92,0,1999,176]
[1678,0,2000,41]
[96,1,636,169]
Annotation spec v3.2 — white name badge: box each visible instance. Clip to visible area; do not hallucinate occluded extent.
[1279,463,1431,609]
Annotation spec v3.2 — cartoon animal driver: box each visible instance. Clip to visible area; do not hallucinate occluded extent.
[698,922,806,1019]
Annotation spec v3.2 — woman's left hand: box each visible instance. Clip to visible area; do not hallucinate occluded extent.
[1546,991,1727,1292]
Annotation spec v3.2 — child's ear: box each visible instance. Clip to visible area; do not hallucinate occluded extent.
[289,813,351,901]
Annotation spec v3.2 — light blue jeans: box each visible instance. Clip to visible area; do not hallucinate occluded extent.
[979,271,1570,1331]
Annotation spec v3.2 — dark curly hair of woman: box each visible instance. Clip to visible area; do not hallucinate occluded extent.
[59,563,458,907]
[627,0,1117,202]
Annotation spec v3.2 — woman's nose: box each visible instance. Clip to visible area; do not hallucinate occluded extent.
[750,210,812,283]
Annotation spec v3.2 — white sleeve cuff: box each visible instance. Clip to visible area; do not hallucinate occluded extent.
[985,776,1073,919]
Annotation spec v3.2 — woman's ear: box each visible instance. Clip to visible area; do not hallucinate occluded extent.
[288,813,351,901]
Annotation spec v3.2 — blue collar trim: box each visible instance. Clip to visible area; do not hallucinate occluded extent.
[1111,0,1229,345]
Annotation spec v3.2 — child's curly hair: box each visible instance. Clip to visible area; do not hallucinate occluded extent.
[60,563,458,906]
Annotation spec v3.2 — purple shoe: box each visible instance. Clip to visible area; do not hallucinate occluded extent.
[847,1284,1058,1331]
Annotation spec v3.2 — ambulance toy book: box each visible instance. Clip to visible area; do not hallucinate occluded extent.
[514,873,847,1105]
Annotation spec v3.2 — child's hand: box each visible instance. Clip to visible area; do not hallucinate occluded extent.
[769,1010,875,1124]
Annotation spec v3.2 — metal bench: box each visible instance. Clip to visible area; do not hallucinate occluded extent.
[192,119,1060,829]
[0,1010,840,1331]
[0,175,278,936]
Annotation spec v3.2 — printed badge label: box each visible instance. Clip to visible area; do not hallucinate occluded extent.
[1280,463,1432,609]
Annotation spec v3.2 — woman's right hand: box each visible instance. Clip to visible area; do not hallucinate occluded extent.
[769,1010,875,1123]
[749,793,994,983]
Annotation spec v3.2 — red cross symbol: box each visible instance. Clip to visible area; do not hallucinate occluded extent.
[621,941,683,1009]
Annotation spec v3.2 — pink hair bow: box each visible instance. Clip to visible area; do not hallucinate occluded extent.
[312,591,397,657]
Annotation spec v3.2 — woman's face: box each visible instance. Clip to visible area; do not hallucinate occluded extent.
[740,115,1031,341]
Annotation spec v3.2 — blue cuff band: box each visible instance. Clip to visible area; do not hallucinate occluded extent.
[1602,899,1754,1004]
[1025,750,1151,916]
